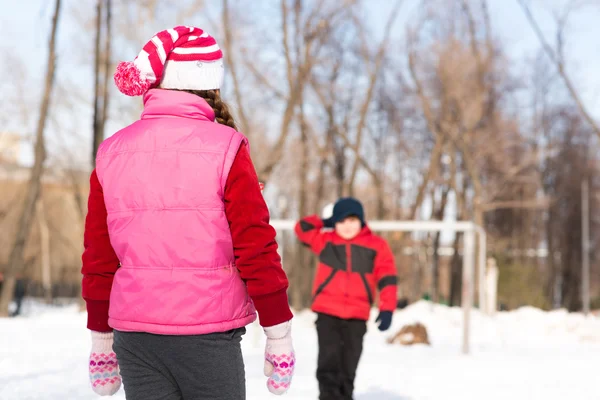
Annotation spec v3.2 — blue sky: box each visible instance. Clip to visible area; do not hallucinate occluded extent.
[2,0,600,166]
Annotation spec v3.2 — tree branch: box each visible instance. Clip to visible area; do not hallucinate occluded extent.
[517,0,600,138]
[222,0,252,136]
[347,0,403,194]
[481,198,550,212]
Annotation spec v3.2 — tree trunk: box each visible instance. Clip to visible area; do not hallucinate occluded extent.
[99,0,112,143]
[37,199,52,304]
[314,157,327,213]
[431,231,441,302]
[334,137,345,198]
[0,0,61,317]
[375,174,386,219]
[411,251,420,302]
[449,233,462,307]
[288,0,309,310]
[449,172,467,307]
[292,103,311,310]
[546,204,559,308]
[432,186,450,303]
[473,202,484,308]
[308,146,328,309]
[221,0,251,136]
[92,0,111,165]
[92,0,103,165]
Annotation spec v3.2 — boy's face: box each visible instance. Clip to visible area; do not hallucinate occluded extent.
[335,216,362,240]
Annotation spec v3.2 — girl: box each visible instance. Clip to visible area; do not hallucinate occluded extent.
[82,26,295,399]
[294,197,397,400]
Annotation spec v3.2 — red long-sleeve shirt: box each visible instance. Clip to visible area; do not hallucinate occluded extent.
[82,143,292,331]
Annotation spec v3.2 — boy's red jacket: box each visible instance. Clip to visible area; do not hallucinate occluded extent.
[294,215,398,321]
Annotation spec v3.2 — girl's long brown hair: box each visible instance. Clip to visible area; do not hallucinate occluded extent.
[182,89,238,131]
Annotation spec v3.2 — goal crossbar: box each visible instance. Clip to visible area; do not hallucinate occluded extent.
[272,219,478,232]
[270,219,486,355]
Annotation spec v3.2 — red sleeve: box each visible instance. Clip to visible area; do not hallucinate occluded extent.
[224,143,293,327]
[374,239,398,312]
[294,215,328,254]
[81,169,119,332]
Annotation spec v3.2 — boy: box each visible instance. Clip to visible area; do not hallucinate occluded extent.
[294,197,398,400]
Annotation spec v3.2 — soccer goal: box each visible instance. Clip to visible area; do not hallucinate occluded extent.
[269,219,486,355]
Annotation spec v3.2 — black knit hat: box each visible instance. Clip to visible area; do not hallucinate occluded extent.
[325,197,365,227]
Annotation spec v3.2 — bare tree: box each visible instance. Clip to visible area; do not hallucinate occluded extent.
[92,0,102,162]
[345,0,403,196]
[221,0,252,137]
[0,0,62,316]
[100,0,112,147]
[431,176,451,302]
[406,0,549,304]
[517,0,600,139]
[541,105,596,310]
[92,0,112,165]
[235,0,358,184]
[293,0,316,309]
[36,198,52,303]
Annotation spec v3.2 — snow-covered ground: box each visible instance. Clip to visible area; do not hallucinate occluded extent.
[2,300,600,400]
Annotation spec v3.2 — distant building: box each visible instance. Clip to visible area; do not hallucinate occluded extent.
[0,132,21,165]
[0,153,91,298]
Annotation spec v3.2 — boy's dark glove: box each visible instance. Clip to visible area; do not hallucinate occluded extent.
[375,311,393,331]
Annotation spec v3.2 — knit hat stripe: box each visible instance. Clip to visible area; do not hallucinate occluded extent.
[174,25,194,37]
[150,36,168,63]
[172,27,201,48]
[137,44,163,84]
[179,36,217,48]
[131,51,150,81]
[167,53,222,62]
[171,44,221,55]
[155,30,174,57]
[182,32,210,41]
[166,28,178,41]
[179,40,219,50]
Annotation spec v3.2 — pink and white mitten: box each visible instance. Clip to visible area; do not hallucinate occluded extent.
[89,331,121,396]
[263,320,295,395]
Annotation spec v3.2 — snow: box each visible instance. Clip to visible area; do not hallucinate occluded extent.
[2,300,600,400]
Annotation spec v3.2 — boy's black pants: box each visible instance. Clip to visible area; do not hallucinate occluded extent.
[316,313,367,400]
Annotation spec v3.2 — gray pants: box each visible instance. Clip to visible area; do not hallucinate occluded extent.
[113,328,246,400]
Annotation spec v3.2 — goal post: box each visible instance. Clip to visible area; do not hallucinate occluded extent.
[269,219,486,355]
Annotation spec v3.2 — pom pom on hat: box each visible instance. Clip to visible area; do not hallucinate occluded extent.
[114,61,152,96]
[113,26,224,96]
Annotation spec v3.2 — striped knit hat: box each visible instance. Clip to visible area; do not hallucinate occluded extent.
[114,26,224,96]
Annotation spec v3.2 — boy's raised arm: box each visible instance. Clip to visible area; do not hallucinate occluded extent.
[294,215,328,255]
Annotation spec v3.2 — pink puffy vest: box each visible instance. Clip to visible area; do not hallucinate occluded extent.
[95,89,257,335]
